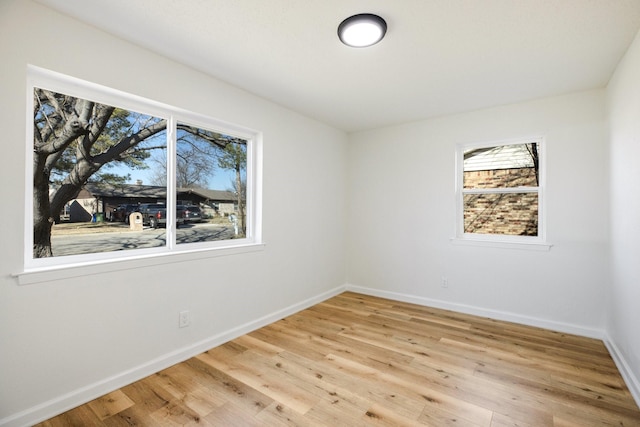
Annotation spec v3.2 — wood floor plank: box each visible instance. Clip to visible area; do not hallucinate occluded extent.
[197,350,320,414]
[85,390,134,421]
[233,334,283,356]
[201,401,263,427]
[38,405,107,427]
[147,399,204,426]
[183,357,275,416]
[324,352,494,425]
[254,401,324,427]
[36,291,640,426]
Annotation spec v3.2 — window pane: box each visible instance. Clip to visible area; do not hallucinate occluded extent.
[463,193,538,236]
[33,87,167,258]
[174,122,248,244]
[464,143,539,189]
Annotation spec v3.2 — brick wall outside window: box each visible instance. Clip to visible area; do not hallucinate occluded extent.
[463,167,538,236]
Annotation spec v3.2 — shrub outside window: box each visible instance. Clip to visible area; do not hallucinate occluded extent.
[25,66,262,272]
[456,138,545,245]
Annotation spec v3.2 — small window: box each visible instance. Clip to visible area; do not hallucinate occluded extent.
[456,138,544,244]
[25,66,262,271]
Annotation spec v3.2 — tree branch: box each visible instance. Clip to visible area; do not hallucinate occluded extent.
[176,124,230,150]
[93,119,167,167]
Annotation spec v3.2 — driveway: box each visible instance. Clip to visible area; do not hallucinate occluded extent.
[51,223,236,257]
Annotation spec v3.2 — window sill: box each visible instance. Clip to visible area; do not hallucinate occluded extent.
[14,243,266,285]
[450,237,552,251]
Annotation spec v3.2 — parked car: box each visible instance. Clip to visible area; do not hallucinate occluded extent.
[181,205,202,223]
[139,203,185,228]
[112,204,140,224]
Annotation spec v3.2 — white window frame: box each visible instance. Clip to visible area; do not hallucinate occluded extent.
[20,65,263,280]
[453,136,551,251]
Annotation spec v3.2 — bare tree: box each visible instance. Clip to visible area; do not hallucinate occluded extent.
[33,89,166,257]
[147,126,221,188]
[218,141,247,235]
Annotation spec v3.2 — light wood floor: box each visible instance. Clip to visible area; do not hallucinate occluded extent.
[38,292,640,426]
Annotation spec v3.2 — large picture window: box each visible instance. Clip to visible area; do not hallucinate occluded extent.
[25,66,261,271]
[456,138,545,245]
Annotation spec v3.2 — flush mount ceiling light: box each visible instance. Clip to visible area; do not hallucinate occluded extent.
[338,13,387,48]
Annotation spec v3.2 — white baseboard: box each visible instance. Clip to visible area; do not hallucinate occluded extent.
[603,335,640,409]
[0,285,347,427]
[346,284,605,339]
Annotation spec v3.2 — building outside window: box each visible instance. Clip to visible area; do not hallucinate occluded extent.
[456,138,545,246]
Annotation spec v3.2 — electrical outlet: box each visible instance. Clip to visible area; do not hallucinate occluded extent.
[179,310,190,328]
[441,277,449,288]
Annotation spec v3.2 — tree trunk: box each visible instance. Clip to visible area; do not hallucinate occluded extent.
[33,217,53,258]
[33,152,54,258]
[530,143,540,186]
[235,165,246,236]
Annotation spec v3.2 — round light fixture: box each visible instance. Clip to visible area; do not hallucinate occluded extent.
[338,13,387,48]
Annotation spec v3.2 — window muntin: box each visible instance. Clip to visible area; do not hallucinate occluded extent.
[457,140,543,241]
[26,66,261,271]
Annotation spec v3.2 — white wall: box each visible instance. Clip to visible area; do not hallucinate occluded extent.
[347,90,609,335]
[607,28,640,399]
[0,1,347,424]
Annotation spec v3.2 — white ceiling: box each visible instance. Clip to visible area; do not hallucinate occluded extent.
[37,0,640,132]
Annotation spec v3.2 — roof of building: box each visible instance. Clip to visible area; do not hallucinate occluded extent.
[464,143,536,172]
[83,183,166,198]
[82,183,236,202]
[178,188,237,202]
